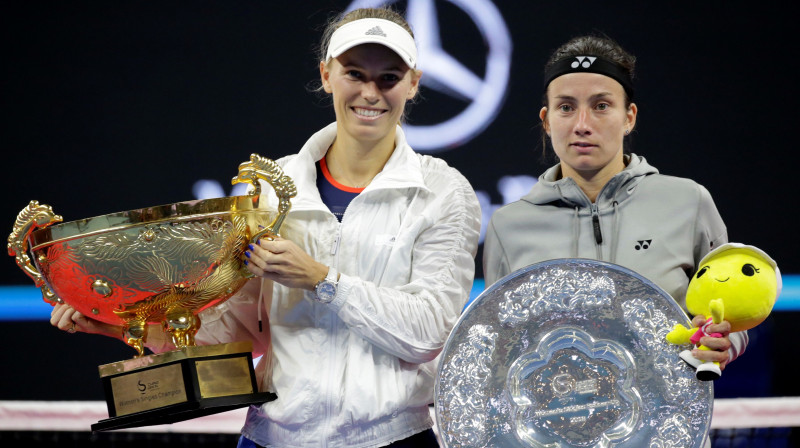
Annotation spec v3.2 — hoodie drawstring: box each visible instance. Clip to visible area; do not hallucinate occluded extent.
[610,201,620,263]
[572,206,580,258]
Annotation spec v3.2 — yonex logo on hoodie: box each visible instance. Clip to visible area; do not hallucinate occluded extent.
[635,240,652,250]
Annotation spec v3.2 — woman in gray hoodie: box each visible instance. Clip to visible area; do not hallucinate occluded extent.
[483,35,745,379]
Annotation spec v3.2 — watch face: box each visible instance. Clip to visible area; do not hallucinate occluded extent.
[316,281,337,303]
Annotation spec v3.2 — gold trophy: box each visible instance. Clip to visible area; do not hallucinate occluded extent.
[7,154,295,431]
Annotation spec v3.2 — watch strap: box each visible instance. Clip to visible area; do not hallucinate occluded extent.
[314,266,339,303]
[325,266,338,283]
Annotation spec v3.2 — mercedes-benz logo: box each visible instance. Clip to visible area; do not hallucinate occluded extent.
[345,0,512,152]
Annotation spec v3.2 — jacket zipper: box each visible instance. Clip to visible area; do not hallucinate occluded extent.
[331,222,341,255]
[323,220,341,447]
[591,203,603,244]
[322,197,355,446]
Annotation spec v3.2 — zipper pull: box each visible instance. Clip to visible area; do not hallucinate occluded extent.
[331,225,341,255]
[591,205,603,244]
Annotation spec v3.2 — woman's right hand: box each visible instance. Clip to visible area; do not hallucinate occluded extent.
[690,314,733,371]
[50,303,121,339]
[245,235,329,291]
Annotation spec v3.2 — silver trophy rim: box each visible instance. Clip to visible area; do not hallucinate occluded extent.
[434,257,713,448]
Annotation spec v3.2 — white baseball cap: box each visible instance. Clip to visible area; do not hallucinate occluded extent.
[699,242,782,300]
[326,18,417,69]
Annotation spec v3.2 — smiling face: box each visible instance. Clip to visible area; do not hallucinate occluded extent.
[540,72,637,181]
[685,248,778,332]
[320,43,421,148]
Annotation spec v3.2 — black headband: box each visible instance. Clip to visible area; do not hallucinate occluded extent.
[543,55,634,101]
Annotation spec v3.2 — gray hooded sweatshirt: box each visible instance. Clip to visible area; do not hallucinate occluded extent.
[484,154,746,358]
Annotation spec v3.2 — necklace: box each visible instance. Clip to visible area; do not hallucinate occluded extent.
[350,175,376,189]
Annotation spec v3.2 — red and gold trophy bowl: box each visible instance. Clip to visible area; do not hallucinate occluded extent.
[7,154,294,431]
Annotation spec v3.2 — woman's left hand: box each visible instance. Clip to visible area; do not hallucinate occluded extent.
[691,314,733,371]
[245,235,328,291]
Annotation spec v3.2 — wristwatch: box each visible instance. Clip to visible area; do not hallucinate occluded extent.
[314,266,339,303]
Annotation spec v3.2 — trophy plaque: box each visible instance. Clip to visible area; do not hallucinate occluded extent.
[435,259,713,448]
[7,153,294,431]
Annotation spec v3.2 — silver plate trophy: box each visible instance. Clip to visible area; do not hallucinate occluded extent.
[435,259,712,448]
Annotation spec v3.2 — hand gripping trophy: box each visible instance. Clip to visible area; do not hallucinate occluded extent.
[7,154,295,431]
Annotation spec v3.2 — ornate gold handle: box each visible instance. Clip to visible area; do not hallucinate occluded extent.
[231,153,297,242]
[7,200,63,304]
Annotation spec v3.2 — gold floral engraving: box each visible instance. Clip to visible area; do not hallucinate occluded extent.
[8,154,293,358]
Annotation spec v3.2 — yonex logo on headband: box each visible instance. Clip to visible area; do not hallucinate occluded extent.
[544,54,635,100]
[365,26,387,37]
[571,56,596,69]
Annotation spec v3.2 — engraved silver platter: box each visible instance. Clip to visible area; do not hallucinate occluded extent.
[435,259,712,448]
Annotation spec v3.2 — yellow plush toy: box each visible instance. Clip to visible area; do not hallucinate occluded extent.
[666,243,781,381]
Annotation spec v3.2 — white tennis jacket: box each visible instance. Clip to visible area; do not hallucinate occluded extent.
[195,123,481,447]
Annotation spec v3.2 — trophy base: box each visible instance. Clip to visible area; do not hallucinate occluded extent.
[92,341,276,432]
[91,391,276,432]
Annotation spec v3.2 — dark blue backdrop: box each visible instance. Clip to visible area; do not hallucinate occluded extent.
[1,1,796,400]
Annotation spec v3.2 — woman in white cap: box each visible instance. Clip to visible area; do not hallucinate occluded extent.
[484,34,745,384]
[51,6,480,448]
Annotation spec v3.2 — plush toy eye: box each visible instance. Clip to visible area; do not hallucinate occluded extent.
[741,263,759,276]
[696,266,709,279]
